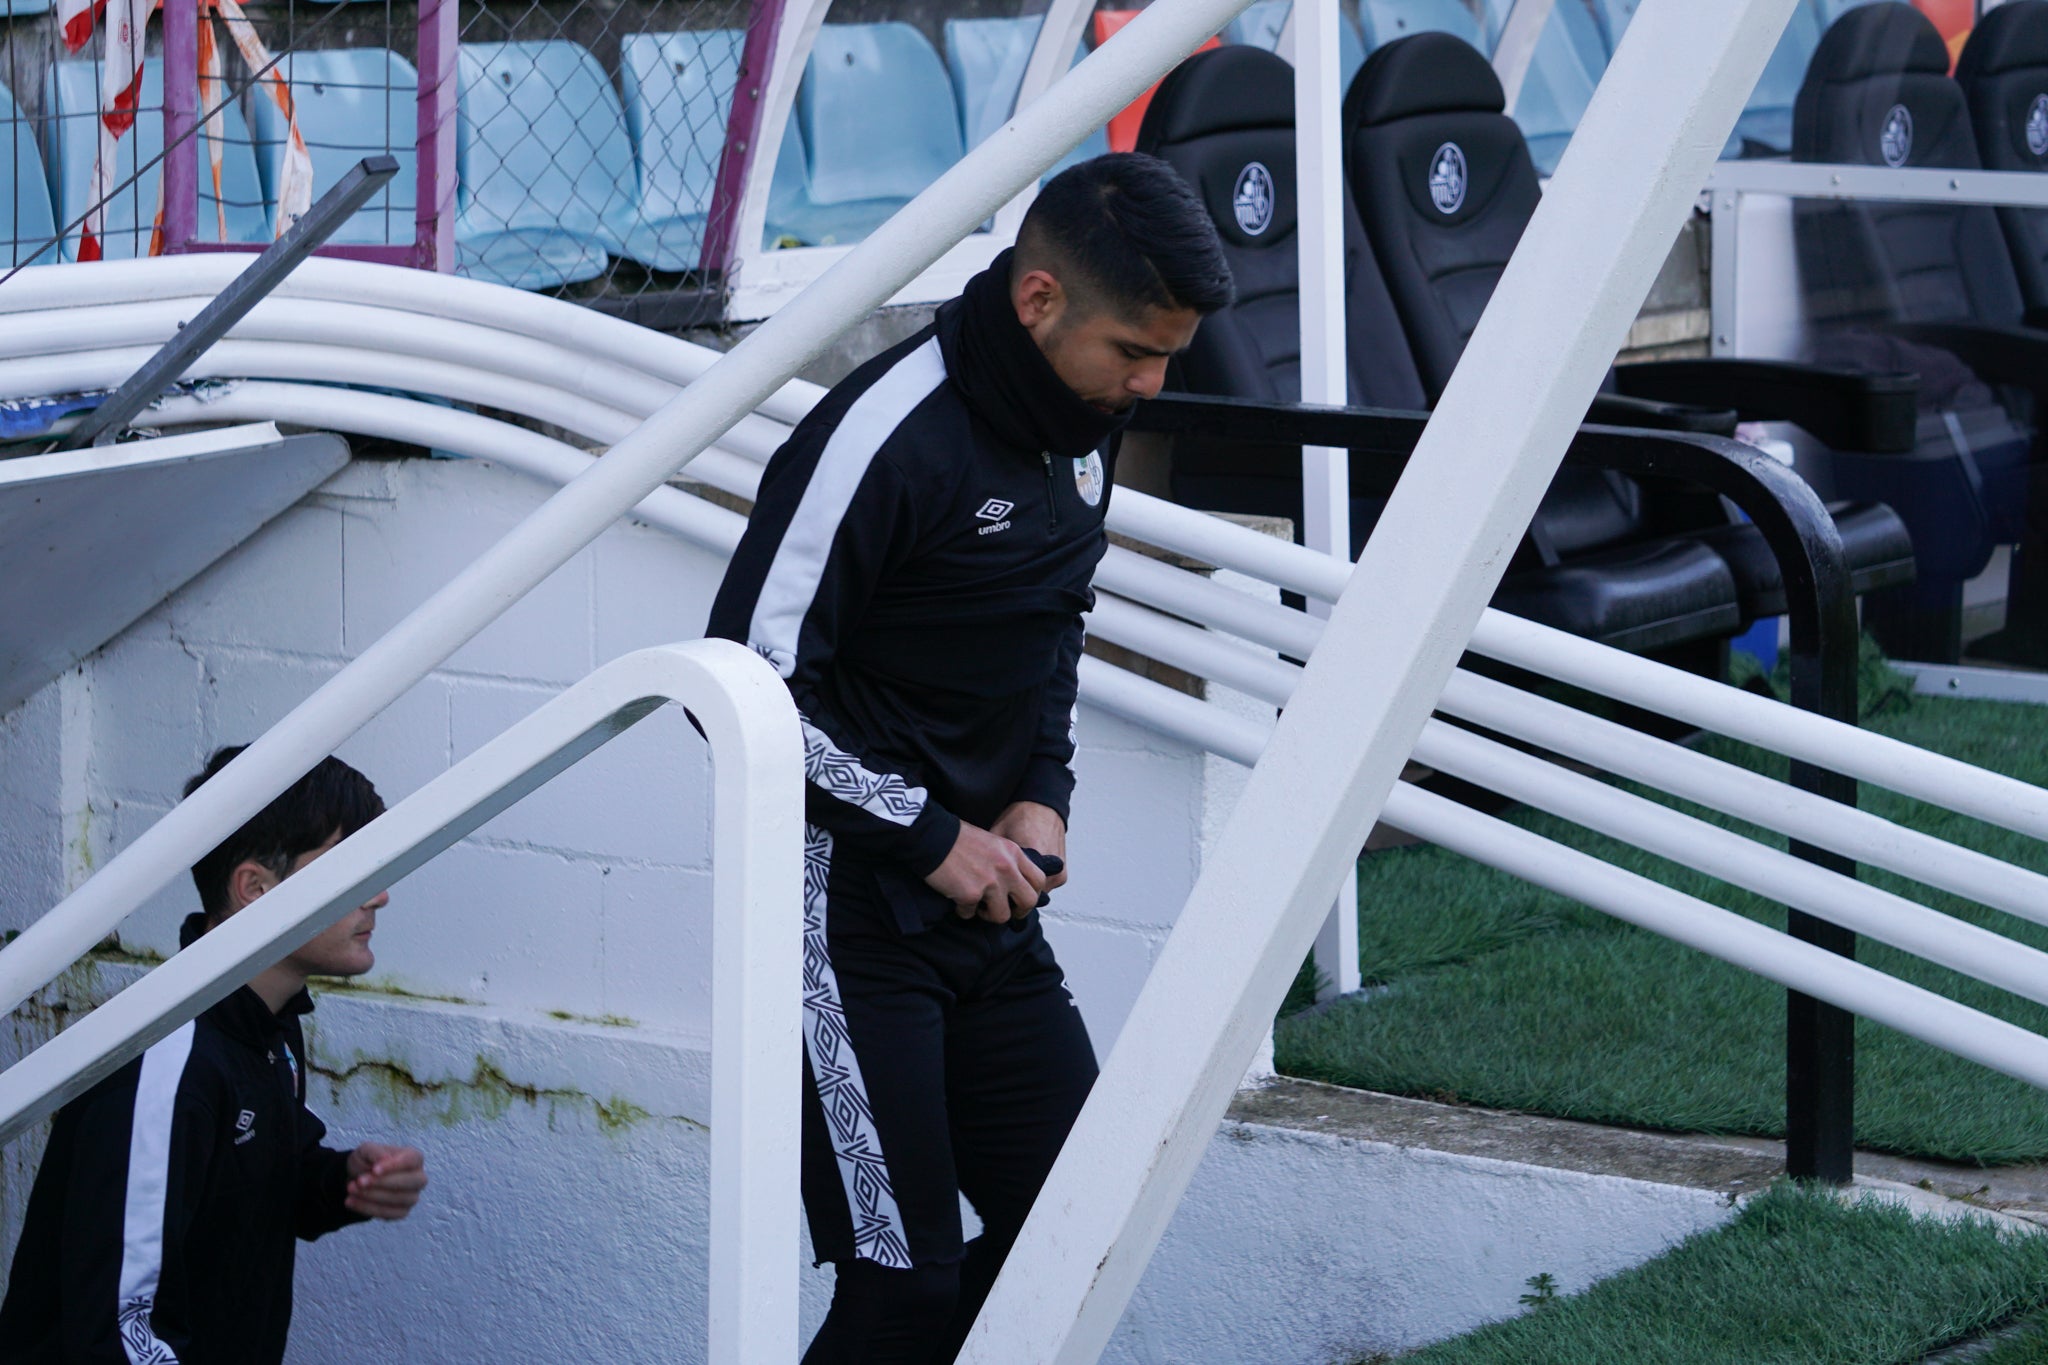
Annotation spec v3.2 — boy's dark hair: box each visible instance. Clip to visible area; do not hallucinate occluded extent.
[1014,152,1234,317]
[184,748,385,921]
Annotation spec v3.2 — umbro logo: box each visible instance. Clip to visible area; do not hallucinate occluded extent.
[975,498,1014,536]
[234,1109,257,1145]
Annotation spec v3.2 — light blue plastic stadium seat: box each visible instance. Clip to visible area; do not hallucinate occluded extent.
[1227,0,1291,50]
[2,82,57,267]
[1358,0,1485,52]
[618,29,749,272]
[1811,0,1909,31]
[947,15,1040,150]
[1592,0,1819,156]
[456,41,634,290]
[779,22,962,247]
[945,17,1111,176]
[251,49,418,247]
[2,0,52,14]
[44,57,270,260]
[1223,1,1368,92]
[1479,0,1607,175]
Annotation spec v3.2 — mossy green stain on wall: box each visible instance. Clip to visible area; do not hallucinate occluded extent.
[308,1052,691,1136]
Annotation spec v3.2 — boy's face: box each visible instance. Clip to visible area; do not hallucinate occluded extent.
[1013,267,1202,415]
[235,831,386,979]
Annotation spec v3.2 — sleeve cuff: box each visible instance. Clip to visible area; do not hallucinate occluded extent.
[903,804,961,880]
[1009,758,1075,827]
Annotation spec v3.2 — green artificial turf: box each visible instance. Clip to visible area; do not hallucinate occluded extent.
[1380,1185,2048,1365]
[1277,644,2048,1163]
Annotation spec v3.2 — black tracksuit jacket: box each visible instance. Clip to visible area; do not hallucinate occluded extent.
[708,250,1127,931]
[0,948,361,1364]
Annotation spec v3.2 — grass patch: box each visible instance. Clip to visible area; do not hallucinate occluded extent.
[1382,1184,2048,1365]
[1278,648,2048,1163]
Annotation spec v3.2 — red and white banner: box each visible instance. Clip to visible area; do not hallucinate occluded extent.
[62,0,311,260]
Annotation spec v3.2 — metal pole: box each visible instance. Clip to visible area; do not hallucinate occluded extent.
[0,0,1266,1025]
[413,0,458,272]
[56,157,397,450]
[699,0,789,276]
[1293,0,1359,1000]
[160,0,200,256]
[959,0,1801,1357]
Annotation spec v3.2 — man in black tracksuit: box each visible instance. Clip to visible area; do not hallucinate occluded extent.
[0,750,427,1363]
[707,154,1232,1363]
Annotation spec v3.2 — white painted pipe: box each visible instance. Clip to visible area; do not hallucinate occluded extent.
[1412,719,2048,1006]
[0,640,805,1364]
[1468,611,2048,843]
[147,382,749,556]
[1079,657,2048,1093]
[0,298,802,466]
[1091,589,2048,1002]
[0,0,1273,1019]
[1436,667,2048,931]
[0,254,832,430]
[1388,780,2048,1093]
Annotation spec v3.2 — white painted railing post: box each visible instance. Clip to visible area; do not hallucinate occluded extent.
[1292,0,1361,1002]
[958,0,1803,1359]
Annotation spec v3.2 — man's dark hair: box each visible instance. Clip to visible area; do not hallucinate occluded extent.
[184,748,385,921]
[1015,152,1234,317]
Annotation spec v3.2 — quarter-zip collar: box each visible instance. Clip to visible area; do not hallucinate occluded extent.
[937,248,1133,460]
[179,911,317,1052]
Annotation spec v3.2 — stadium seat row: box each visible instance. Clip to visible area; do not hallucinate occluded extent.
[0,21,1115,284]
[0,0,1925,280]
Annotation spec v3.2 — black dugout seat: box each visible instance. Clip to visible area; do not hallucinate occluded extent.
[1138,45,1744,654]
[1956,0,2048,319]
[1337,33,1916,633]
[1797,1,2048,662]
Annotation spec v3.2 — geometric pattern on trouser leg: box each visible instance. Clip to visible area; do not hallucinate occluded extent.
[802,825,912,1268]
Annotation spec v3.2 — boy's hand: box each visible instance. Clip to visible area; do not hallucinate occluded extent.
[345,1143,427,1221]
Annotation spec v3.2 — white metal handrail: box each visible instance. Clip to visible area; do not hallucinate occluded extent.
[0,640,803,1365]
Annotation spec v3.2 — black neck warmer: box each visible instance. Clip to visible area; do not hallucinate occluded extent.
[937,249,1133,459]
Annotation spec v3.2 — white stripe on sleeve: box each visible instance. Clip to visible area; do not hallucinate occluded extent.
[747,337,948,678]
[117,1020,197,1365]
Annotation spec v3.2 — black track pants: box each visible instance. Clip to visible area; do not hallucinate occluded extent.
[798,841,1098,1364]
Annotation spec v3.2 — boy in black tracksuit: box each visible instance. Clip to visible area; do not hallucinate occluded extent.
[0,750,427,1364]
[708,154,1231,1364]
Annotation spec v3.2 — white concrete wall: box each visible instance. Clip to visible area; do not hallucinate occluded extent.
[1112,1116,1738,1365]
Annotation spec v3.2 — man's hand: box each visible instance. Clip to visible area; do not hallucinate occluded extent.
[991,802,1068,892]
[925,823,1046,924]
[345,1143,427,1221]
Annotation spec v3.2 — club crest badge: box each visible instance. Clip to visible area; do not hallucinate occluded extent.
[1880,103,1914,167]
[1429,142,1468,215]
[1074,451,1105,508]
[1233,162,1275,236]
[2028,95,2048,159]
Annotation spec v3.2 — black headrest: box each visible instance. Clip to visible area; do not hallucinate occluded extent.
[1808,2,1950,84]
[1958,0,2048,81]
[1345,32,1502,128]
[1139,45,1294,147]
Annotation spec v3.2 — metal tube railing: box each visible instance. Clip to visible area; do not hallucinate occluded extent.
[0,640,803,1365]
